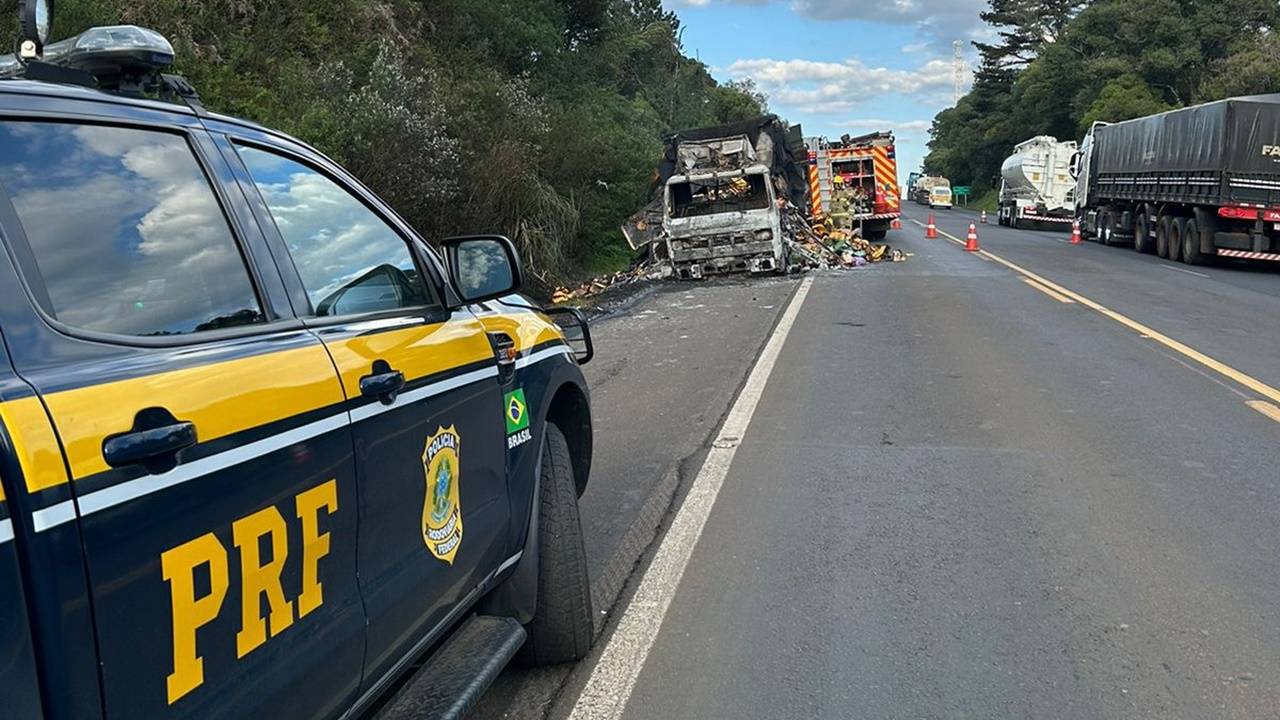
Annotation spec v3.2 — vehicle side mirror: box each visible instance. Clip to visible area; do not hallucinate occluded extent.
[442,235,523,305]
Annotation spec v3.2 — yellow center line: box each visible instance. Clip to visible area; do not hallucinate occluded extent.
[1022,277,1075,304]
[907,220,1280,407]
[1247,400,1280,425]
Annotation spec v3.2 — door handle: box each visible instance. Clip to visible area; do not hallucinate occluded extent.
[103,421,197,471]
[361,360,406,404]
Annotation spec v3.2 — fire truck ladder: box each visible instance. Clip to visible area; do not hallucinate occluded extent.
[815,145,833,216]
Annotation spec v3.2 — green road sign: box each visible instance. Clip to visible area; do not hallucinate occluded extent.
[952,186,971,196]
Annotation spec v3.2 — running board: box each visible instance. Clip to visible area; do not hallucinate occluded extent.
[375,615,527,720]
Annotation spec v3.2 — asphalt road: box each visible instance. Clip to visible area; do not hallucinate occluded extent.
[542,209,1280,719]
[473,276,800,718]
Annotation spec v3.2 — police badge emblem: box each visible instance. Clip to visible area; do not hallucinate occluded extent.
[422,426,463,564]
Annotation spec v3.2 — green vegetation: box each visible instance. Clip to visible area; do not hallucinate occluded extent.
[40,0,766,286]
[926,0,1280,189]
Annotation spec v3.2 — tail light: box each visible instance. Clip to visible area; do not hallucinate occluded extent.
[1219,206,1259,220]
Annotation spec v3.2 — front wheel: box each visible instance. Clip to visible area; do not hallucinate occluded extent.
[517,424,595,666]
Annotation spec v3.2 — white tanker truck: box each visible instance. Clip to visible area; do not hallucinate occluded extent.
[997,136,1076,229]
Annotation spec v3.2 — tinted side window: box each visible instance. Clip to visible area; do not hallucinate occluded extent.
[0,123,263,336]
[237,146,428,317]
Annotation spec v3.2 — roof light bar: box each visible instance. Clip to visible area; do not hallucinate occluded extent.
[0,25,174,82]
[43,25,174,75]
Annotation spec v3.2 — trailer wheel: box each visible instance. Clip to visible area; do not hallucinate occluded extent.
[1156,216,1170,258]
[1182,218,1204,265]
[1133,210,1153,254]
[1168,218,1184,263]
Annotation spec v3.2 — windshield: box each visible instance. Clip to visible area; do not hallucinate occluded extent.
[669,173,771,218]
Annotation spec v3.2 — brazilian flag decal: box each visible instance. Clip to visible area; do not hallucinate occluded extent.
[505,389,529,435]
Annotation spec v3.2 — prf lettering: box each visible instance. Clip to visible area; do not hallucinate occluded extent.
[160,479,338,704]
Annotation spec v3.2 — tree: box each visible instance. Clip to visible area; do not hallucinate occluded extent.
[1199,30,1280,99]
[1079,74,1174,131]
[929,0,1280,190]
[973,0,1081,70]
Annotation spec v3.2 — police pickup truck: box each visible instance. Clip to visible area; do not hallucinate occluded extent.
[0,4,596,718]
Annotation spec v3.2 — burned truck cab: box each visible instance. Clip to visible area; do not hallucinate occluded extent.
[664,164,784,279]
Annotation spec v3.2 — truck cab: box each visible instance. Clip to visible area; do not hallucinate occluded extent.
[928,185,953,209]
[663,164,785,279]
[0,11,597,720]
[1069,122,1105,224]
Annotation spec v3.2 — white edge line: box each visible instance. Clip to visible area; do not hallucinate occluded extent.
[567,276,814,720]
[40,348,570,532]
[1160,264,1210,279]
[0,518,13,543]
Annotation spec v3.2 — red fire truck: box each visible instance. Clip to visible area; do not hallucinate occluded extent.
[805,131,901,239]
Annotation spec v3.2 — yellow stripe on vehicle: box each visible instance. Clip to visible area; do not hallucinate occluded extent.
[476,310,569,357]
[0,397,71,493]
[324,318,497,401]
[42,345,346,482]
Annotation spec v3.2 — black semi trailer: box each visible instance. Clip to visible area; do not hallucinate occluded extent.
[1071,93,1280,264]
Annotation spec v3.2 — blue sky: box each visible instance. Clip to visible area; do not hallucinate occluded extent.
[667,0,994,176]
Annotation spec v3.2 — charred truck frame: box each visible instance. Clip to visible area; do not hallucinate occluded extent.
[659,115,808,279]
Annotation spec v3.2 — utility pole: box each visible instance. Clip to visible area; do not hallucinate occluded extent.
[953,40,965,105]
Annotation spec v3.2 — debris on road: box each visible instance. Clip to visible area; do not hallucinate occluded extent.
[783,202,908,270]
[611,118,909,289]
[549,259,671,304]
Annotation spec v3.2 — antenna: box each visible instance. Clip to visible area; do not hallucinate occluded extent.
[952,40,965,104]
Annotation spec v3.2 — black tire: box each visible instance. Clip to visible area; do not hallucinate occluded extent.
[1156,216,1170,258]
[516,424,594,666]
[1168,217,1184,263]
[1099,210,1114,245]
[863,228,887,240]
[1182,217,1203,265]
[1133,209,1152,254]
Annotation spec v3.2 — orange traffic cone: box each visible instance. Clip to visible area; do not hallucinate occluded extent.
[890,217,902,230]
[925,213,938,239]
[1070,220,1082,245]
[965,223,979,252]
[980,210,987,224]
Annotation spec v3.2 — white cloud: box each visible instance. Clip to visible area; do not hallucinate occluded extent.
[725,56,966,113]
[900,42,929,53]
[843,119,933,133]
